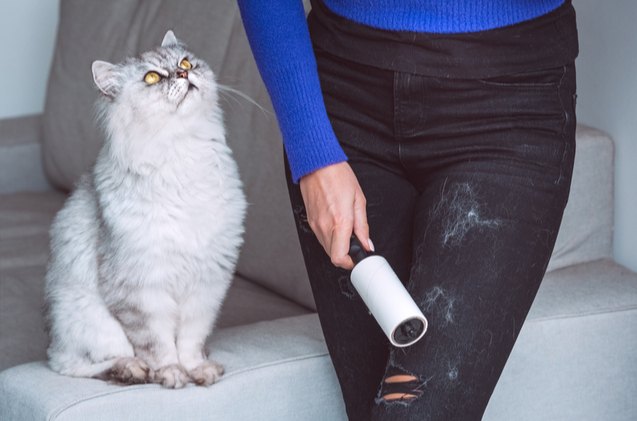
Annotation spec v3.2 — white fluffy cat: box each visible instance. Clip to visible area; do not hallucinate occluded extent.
[44,31,247,388]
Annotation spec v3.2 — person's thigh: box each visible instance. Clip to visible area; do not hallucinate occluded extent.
[371,64,577,420]
[371,167,571,420]
[285,158,415,420]
[284,48,420,420]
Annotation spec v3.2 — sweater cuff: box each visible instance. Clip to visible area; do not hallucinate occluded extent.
[284,130,348,183]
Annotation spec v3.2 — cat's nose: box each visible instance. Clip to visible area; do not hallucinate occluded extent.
[176,69,188,79]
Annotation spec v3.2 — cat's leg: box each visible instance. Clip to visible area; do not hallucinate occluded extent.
[114,291,191,388]
[47,292,152,384]
[45,181,152,385]
[176,284,227,386]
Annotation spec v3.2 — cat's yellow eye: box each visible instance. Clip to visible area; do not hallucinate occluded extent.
[144,71,161,85]
[179,58,192,70]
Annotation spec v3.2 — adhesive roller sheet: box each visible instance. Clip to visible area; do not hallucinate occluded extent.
[350,255,428,347]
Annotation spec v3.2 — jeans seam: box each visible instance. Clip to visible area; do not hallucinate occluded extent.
[555,64,569,185]
[392,71,400,139]
[557,64,568,136]
[393,71,407,171]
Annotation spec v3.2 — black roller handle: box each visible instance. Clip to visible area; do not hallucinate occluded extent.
[348,235,372,265]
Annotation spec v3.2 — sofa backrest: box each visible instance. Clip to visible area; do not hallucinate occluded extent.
[41,0,315,309]
[41,1,613,310]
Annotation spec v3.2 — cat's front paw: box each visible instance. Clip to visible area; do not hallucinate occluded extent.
[107,357,153,385]
[152,364,190,388]
[188,360,224,386]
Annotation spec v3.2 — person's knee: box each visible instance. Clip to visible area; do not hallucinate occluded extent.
[376,370,426,405]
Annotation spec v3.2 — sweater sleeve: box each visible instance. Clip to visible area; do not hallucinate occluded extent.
[237,0,348,183]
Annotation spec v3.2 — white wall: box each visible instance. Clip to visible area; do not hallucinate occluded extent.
[0,0,635,271]
[575,0,637,272]
[0,0,59,119]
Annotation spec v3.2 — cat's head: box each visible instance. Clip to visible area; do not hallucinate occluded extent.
[91,31,218,125]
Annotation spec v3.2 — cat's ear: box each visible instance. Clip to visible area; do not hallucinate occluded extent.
[92,60,119,98]
[161,30,179,47]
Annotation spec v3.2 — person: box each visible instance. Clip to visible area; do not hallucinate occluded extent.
[237,0,578,419]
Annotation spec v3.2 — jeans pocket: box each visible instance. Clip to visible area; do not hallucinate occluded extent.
[477,65,566,88]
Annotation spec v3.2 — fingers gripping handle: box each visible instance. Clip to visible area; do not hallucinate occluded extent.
[348,236,428,347]
[348,235,371,265]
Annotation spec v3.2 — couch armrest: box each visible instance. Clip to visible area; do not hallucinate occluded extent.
[0,115,53,194]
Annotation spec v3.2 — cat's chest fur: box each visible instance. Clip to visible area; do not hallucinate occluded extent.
[93,132,244,288]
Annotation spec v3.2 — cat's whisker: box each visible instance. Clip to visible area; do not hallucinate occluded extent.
[217,84,270,116]
[217,94,242,113]
[217,85,256,112]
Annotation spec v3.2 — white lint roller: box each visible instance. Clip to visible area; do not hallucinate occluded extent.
[349,236,428,347]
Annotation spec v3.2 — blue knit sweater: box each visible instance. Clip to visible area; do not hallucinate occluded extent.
[237,0,565,182]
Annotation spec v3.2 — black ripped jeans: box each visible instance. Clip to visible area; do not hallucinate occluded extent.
[285,47,576,420]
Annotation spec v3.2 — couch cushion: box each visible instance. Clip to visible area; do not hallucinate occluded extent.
[0,192,309,372]
[529,259,637,320]
[485,259,637,421]
[0,315,347,421]
[41,0,314,309]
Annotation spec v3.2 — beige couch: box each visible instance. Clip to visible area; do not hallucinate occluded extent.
[1,0,636,419]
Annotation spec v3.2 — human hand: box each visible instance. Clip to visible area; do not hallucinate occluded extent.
[299,162,374,270]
